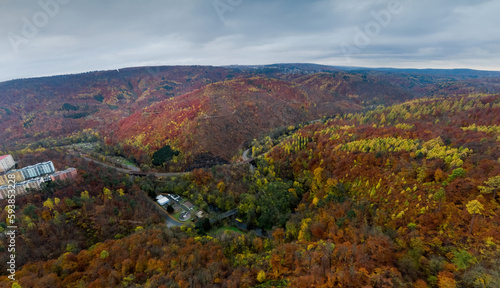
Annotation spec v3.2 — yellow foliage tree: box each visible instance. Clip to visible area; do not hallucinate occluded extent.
[103,187,113,200]
[43,198,54,210]
[117,188,125,197]
[81,190,90,200]
[466,199,484,234]
[478,175,500,199]
[312,197,319,206]
[257,270,266,282]
[298,218,312,242]
[217,181,226,193]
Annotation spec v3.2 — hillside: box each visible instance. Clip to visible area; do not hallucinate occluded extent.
[2,64,500,171]
[108,76,368,166]
[0,66,243,146]
[2,93,499,287]
[108,68,500,170]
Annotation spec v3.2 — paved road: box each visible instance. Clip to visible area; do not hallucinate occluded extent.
[165,213,184,227]
[80,155,131,173]
[77,154,187,177]
[69,118,322,177]
[242,148,255,172]
[242,148,251,161]
[76,149,256,177]
[125,164,141,172]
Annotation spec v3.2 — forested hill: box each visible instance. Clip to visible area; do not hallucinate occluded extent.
[1,64,500,170]
[1,93,499,287]
[0,66,238,146]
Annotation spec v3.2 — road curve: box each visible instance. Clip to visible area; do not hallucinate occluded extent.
[242,148,251,161]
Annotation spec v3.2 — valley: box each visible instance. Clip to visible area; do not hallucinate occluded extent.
[0,65,499,287]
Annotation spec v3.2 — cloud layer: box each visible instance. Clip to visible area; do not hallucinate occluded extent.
[1,0,499,81]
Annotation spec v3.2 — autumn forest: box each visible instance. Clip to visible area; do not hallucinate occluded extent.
[0,65,500,287]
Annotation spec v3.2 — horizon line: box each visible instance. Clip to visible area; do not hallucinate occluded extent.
[2,62,500,83]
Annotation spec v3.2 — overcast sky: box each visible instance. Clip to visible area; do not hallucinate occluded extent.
[1,0,499,82]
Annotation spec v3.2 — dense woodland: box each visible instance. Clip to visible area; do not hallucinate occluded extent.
[3,65,500,171]
[1,93,499,287]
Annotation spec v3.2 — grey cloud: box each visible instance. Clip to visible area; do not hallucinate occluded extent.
[1,0,499,81]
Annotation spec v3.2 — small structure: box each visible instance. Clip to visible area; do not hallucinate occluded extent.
[157,195,170,206]
[184,201,194,210]
[179,212,191,221]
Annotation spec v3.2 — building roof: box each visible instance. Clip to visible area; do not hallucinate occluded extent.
[157,198,170,205]
[0,155,11,161]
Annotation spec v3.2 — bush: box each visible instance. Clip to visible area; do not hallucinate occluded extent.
[461,265,500,288]
[448,168,466,182]
[195,218,212,234]
[62,103,79,111]
[152,145,180,166]
[166,205,174,213]
[64,112,91,119]
[93,94,104,102]
[452,249,476,270]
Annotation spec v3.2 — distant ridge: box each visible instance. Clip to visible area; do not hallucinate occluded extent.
[227,63,500,78]
[3,63,500,85]
[339,67,500,77]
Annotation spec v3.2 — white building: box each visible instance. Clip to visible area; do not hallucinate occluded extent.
[20,161,55,180]
[157,195,170,206]
[0,155,15,173]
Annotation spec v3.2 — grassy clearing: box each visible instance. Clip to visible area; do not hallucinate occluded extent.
[209,226,245,237]
[172,211,183,221]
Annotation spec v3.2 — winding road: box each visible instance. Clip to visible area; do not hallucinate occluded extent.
[75,146,256,178]
[241,148,255,172]
[77,154,188,177]
[71,117,321,178]
[242,148,251,161]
